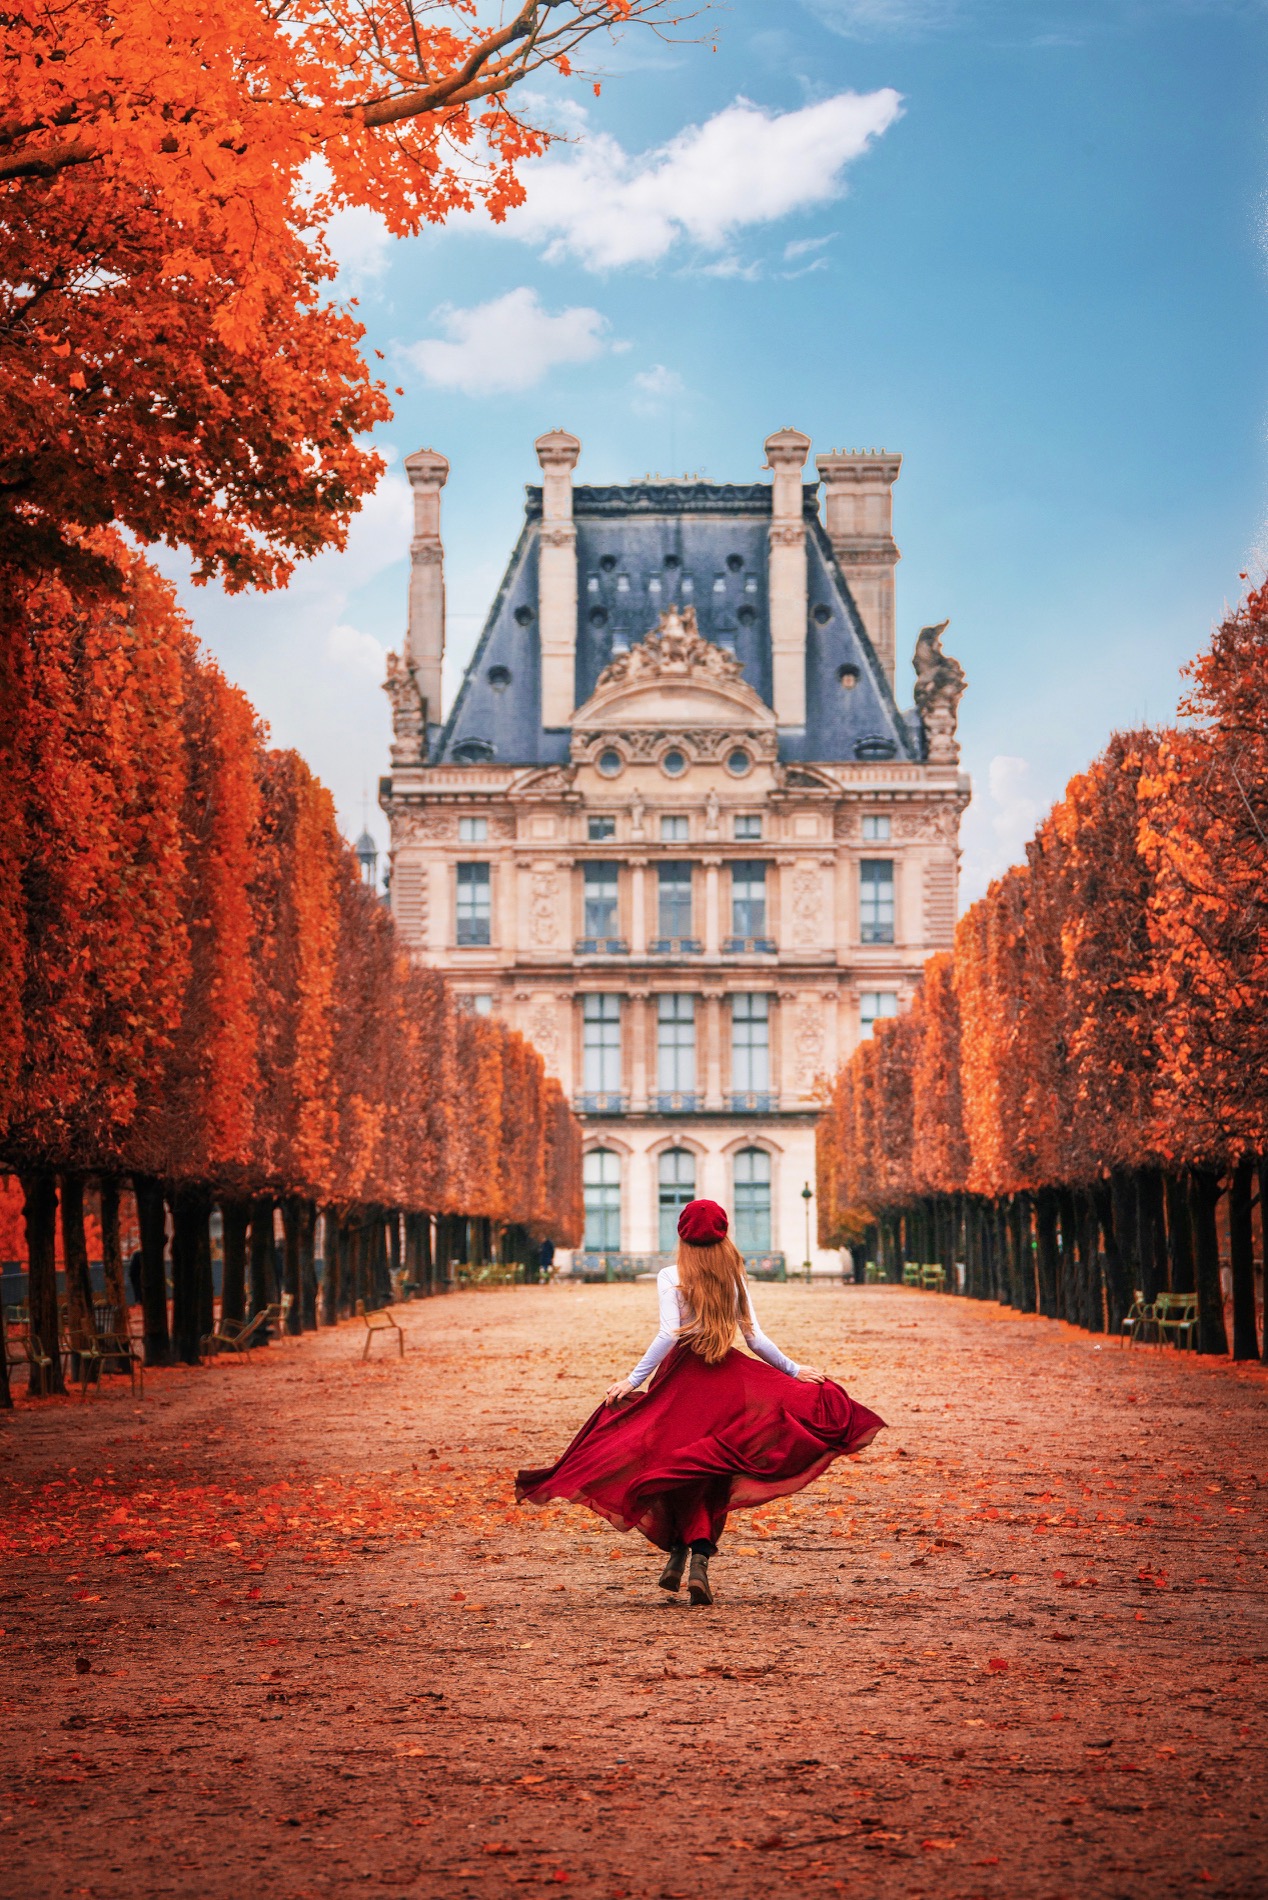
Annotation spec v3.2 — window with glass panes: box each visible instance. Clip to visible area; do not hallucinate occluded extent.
[731,994,770,1091]
[583,1149,621,1251]
[657,994,695,1092]
[734,814,762,840]
[731,861,767,937]
[660,815,689,842]
[859,859,895,943]
[658,1147,696,1252]
[859,991,898,1036]
[733,1147,772,1252]
[455,862,490,944]
[582,994,621,1093]
[658,862,693,937]
[583,862,619,939]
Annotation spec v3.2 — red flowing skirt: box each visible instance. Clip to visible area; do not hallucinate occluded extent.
[515,1344,885,1552]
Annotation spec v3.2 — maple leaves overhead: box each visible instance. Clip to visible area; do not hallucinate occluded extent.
[0,0,678,584]
[0,537,582,1240]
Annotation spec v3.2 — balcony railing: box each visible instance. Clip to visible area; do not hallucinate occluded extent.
[574,937,630,955]
[728,1091,777,1113]
[652,1091,699,1113]
[647,937,703,956]
[573,1251,787,1282]
[722,936,777,954]
[575,1091,627,1115]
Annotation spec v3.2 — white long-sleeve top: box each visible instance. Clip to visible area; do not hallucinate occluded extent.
[626,1265,800,1388]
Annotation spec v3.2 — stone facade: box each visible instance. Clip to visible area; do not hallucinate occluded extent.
[380,429,969,1270]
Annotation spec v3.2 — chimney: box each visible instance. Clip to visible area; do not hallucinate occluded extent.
[404,447,449,725]
[535,428,581,728]
[815,449,902,687]
[764,426,812,729]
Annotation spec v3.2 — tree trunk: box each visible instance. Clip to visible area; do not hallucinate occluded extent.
[134,1174,171,1366]
[1164,1170,1195,1293]
[195,1198,214,1345]
[299,1200,318,1330]
[321,1209,340,1324]
[248,1198,276,1321]
[1138,1168,1169,1304]
[421,1213,436,1295]
[60,1172,96,1345]
[221,1200,249,1328]
[1014,1193,1036,1311]
[282,1199,303,1334]
[99,1175,127,1316]
[169,1186,208,1366]
[1056,1189,1080,1324]
[1035,1188,1059,1317]
[21,1171,63,1394]
[1260,1158,1268,1369]
[1113,1172,1141,1304]
[388,1210,402,1300]
[1189,1168,1229,1357]
[1093,1179,1130,1333]
[1085,1190,1106,1332]
[1228,1158,1258,1361]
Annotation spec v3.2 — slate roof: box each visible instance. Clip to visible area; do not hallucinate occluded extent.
[433,481,920,768]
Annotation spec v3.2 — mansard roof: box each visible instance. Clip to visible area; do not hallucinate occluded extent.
[433,479,921,769]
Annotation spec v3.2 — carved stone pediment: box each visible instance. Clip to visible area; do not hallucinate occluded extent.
[574,605,774,735]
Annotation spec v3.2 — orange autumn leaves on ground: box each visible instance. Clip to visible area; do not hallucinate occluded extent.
[0,542,583,1240]
[1,0,672,586]
[819,583,1268,1223]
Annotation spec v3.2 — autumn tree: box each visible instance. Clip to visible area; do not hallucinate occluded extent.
[1,0,684,586]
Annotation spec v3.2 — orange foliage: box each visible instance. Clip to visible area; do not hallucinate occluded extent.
[818,585,1268,1234]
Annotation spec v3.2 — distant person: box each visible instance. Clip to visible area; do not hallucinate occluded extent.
[537,1238,555,1284]
[128,1249,143,1306]
[517,1199,885,1608]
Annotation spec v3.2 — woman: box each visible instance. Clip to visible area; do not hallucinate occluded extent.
[516,1198,885,1605]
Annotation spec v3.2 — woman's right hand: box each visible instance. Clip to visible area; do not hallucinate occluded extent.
[796,1363,827,1383]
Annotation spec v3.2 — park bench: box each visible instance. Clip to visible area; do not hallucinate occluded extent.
[864,1261,885,1284]
[901,1262,921,1286]
[1151,1291,1198,1352]
[357,1299,404,1360]
[920,1263,946,1291]
[1120,1290,1152,1347]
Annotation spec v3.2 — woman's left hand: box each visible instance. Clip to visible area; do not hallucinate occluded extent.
[796,1363,827,1383]
[605,1379,637,1405]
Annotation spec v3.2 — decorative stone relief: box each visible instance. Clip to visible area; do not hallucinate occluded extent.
[705,789,720,836]
[893,805,962,846]
[790,865,823,945]
[593,604,745,691]
[390,861,428,946]
[526,997,561,1075]
[769,522,805,548]
[912,621,968,766]
[383,650,427,767]
[794,997,828,1096]
[573,725,777,768]
[530,868,560,946]
[391,808,455,843]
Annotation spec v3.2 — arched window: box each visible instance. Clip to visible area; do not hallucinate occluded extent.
[583,1149,621,1252]
[733,1147,772,1254]
[658,1148,696,1253]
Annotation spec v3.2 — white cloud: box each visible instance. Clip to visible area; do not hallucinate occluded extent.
[324,203,392,291]
[631,364,686,416]
[807,0,964,36]
[327,621,387,679]
[401,287,608,396]
[784,234,835,262]
[501,90,903,271]
[959,754,1042,906]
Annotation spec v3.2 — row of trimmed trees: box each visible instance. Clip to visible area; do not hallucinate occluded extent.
[818,584,1268,1363]
[0,543,583,1402]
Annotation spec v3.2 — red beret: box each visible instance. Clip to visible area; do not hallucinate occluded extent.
[677,1198,728,1246]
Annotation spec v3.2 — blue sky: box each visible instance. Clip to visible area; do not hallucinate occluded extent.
[174,0,1267,901]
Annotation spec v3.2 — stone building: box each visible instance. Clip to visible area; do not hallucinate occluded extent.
[380,427,968,1271]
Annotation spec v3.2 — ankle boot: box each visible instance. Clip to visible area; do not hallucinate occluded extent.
[687,1551,713,1606]
[658,1543,687,1592]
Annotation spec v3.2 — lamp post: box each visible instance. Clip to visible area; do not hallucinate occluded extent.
[801,1181,813,1282]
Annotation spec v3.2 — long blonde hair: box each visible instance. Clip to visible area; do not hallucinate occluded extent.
[675,1237,754,1364]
